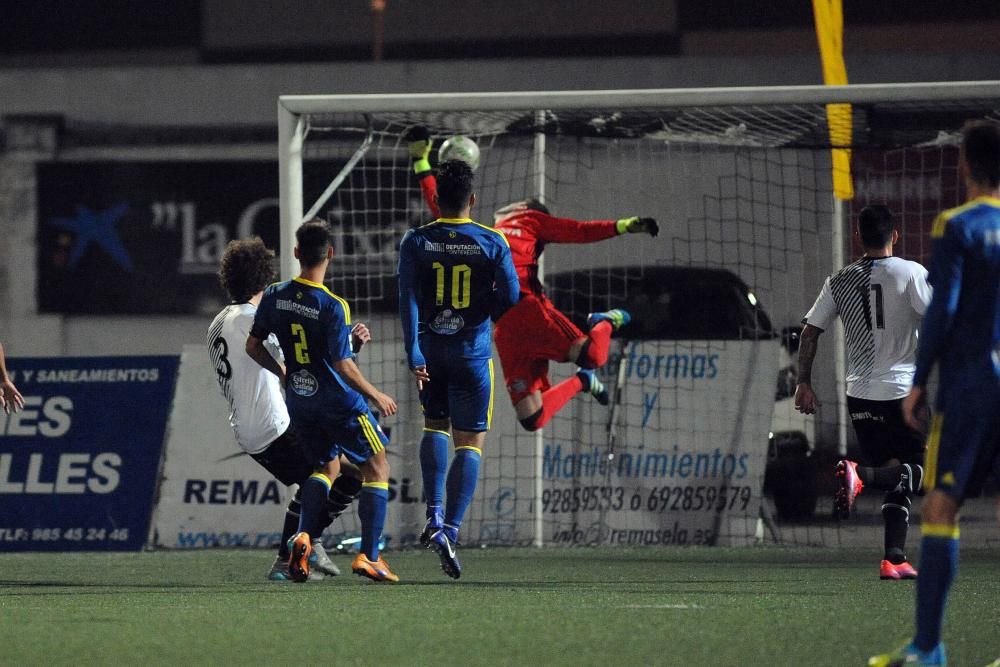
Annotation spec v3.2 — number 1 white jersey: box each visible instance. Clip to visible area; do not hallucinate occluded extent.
[207,303,290,454]
[804,256,931,400]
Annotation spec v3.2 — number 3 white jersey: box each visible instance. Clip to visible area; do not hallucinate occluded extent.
[207,303,290,454]
[804,256,931,400]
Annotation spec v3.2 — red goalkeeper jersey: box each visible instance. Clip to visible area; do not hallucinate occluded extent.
[417,173,618,294]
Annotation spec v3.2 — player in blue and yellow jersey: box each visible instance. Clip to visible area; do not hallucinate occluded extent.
[871,121,1000,667]
[246,219,400,583]
[398,159,519,578]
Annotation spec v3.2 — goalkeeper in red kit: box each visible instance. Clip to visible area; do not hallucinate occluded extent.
[407,127,659,431]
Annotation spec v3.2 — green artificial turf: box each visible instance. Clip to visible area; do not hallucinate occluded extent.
[0,547,998,666]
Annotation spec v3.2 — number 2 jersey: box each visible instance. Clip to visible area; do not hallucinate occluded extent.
[207,302,290,454]
[250,277,367,420]
[398,217,519,369]
[804,256,932,400]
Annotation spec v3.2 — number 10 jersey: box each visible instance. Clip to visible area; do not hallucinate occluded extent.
[398,218,519,369]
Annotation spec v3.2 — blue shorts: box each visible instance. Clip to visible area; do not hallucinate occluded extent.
[293,407,389,467]
[927,383,1000,503]
[419,350,495,433]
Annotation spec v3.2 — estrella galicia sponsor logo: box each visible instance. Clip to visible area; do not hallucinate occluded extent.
[290,369,318,397]
[430,309,464,335]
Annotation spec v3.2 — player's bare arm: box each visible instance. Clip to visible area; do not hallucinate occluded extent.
[406,125,440,218]
[794,324,823,415]
[0,342,25,415]
[332,356,397,417]
[411,365,431,391]
[245,334,286,383]
[616,216,659,237]
[901,385,929,432]
[351,322,370,353]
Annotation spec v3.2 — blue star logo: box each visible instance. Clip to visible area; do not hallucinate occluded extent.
[47,203,133,272]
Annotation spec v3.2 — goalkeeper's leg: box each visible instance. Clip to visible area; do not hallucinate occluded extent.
[514,370,609,432]
[496,295,612,432]
[572,309,631,369]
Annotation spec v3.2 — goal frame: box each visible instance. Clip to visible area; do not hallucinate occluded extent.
[279,81,1000,279]
[277,81,1000,547]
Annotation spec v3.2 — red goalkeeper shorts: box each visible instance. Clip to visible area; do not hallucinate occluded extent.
[494,291,584,404]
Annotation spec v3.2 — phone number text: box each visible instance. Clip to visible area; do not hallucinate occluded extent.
[541,485,753,514]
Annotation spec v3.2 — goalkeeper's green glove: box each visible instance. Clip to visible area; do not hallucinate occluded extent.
[616,216,659,237]
[406,125,433,176]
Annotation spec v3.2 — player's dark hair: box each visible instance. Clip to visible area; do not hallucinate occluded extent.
[523,197,550,215]
[857,204,895,249]
[218,237,275,303]
[495,197,551,219]
[962,120,1000,188]
[295,218,332,267]
[436,159,474,213]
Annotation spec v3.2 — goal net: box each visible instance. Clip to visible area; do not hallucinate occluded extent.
[278,84,1000,549]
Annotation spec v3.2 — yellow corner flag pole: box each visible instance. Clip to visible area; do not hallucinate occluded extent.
[813,0,853,200]
[814,0,853,456]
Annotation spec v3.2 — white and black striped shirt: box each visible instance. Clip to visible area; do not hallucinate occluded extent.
[207,303,290,454]
[804,256,931,400]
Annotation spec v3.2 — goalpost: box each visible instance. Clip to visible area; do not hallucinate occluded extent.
[278,83,1000,549]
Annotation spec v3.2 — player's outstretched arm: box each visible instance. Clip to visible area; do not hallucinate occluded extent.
[528,211,657,245]
[332,357,397,417]
[0,342,24,415]
[406,126,440,219]
[616,216,659,237]
[793,324,823,415]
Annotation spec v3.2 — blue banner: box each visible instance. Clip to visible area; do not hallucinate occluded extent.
[36,160,411,314]
[0,356,179,551]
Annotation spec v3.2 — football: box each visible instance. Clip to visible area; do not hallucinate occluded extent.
[438,135,481,171]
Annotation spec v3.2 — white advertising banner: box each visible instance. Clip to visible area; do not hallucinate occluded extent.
[152,345,291,549]
[469,339,780,547]
[153,338,777,549]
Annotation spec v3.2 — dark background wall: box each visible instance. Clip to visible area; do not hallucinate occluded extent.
[2,0,998,66]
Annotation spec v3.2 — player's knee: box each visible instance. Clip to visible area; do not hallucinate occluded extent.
[519,408,543,432]
[424,417,451,432]
[904,463,924,494]
[922,491,960,525]
[882,489,911,517]
[331,473,363,498]
[576,338,607,369]
[287,487,303,513]
[363,452,390,483]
